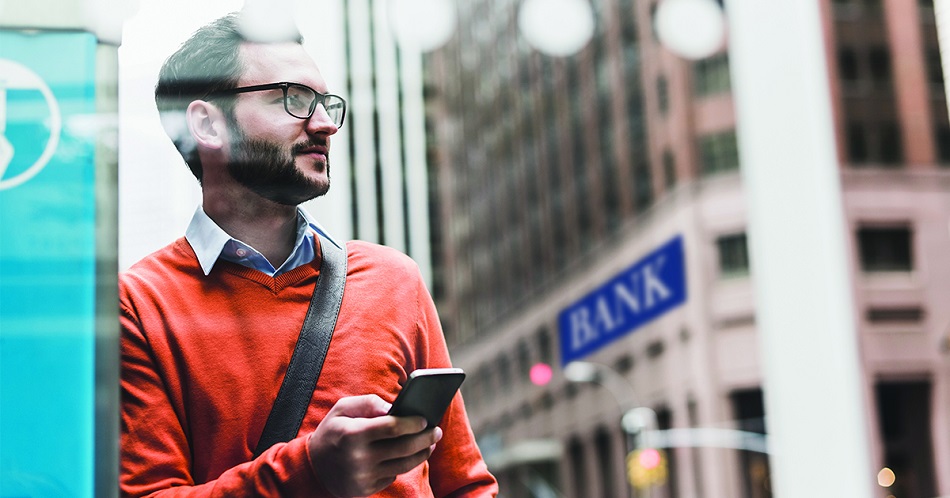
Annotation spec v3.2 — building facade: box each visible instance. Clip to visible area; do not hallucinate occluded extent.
[424,0,950,497]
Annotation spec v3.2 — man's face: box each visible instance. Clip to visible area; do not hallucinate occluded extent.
[224,43,339,205]
[226,119,330,206]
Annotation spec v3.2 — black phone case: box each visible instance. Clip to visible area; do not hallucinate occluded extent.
[389,370,466,428]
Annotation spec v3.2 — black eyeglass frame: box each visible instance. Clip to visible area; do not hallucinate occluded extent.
[205,81,346,127]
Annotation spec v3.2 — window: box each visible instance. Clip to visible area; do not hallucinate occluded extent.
[634,160,654,210]
[858,226,913,272]
[717,232,750,277]
[866,306,924,323]
[569,61,594,241]
[694,53,732,95]
[926,48,945,91]
[699,130,740,175]
[935,124,950,164]
[838,47,859,81]
[731,389,771,498]
[847,122,868,163]
[654,408,679,498]
[663,150,677,189]
[568,439,589,496]
[650,2,660,40]
[600,74,622,232]
[847,121,903,165]
[614,354,634,373]
[879,122,903,164]
[687,399,705,493]
[594,429,617,498]
[875,382,938,498]
[619,0,638,44]
[868,46,892,84]
[537,327,552,366]
[657,75,669,114]
[517,340,531,380]
[497,354,512,388]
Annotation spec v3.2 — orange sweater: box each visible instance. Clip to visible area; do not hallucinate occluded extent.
[120,238,497,497]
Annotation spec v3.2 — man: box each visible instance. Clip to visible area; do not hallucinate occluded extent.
[119,13,497,497]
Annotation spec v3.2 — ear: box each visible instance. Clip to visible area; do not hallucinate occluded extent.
[186,100,229,150]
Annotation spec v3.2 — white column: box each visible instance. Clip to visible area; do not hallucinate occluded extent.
[371,0,407,252]
[399,45,433,286]
[300,0,353,241]
[726,0,874,497]
[345,0,379,242]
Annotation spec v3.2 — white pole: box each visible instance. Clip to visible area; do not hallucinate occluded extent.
[725,0,874,497]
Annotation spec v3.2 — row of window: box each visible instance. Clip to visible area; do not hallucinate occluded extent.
[834,1,948,166]
[656,52,732,115]
[716,224,915,278]
[834,0,934,12]
[654,53,732,117]
[464,223,915,410]
[838,44,944,94]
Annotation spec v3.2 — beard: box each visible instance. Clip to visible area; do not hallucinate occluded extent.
[227,125,330,206]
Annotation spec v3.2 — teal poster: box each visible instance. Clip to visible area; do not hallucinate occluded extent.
[0,31,98,497]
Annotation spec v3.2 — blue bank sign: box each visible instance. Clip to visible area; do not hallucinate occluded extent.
[559,236,687,365]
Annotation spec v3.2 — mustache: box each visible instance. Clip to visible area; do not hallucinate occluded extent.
[291,137,329,155]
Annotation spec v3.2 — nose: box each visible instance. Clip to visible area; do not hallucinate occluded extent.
[306,104,339,135]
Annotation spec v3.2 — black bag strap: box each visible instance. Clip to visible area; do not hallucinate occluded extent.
[254,233,347,458]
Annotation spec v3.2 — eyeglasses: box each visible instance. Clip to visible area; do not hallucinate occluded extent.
[206,82,346,128]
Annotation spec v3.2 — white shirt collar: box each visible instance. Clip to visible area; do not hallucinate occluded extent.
[184,205,338,276]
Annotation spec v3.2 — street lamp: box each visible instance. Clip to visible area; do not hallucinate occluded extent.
[653,0,727,60]
[563,361,664,493]
[517,0,595,57]
[388,0,457,52]
[563,360,656,436]
[565,361,657,430]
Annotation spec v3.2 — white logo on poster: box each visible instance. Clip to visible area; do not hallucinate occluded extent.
[0,59,62,190]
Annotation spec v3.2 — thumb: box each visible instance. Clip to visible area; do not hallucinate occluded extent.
[328,394,392,419]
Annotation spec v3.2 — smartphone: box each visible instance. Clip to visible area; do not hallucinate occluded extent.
[388,368,466,428]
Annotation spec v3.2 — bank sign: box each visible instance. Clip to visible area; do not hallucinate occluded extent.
[559,236,687,365]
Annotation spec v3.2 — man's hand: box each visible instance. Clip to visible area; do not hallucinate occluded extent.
[309,394,443,497]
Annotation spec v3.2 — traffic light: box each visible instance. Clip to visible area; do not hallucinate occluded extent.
[627,448,668,489]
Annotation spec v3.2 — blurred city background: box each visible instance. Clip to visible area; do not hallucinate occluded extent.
[1,0,949,496]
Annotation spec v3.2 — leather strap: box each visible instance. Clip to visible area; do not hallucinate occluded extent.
[253,233,347,458]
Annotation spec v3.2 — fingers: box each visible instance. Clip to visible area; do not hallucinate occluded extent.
[326,395,429,441]
[309,396,444,497]
[370,426,443,464]
[375,437,442,477]
[326,394,392,419]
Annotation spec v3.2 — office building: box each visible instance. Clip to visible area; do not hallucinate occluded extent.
[424,0,950,496]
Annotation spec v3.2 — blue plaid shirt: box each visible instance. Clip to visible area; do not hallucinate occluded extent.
[185,206,338,276]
